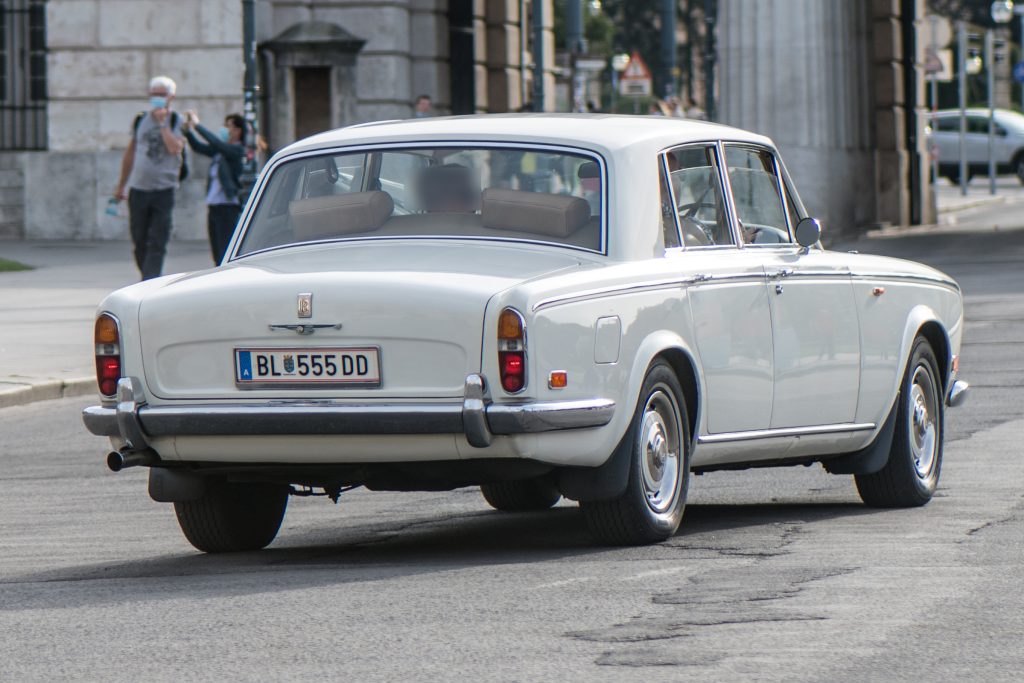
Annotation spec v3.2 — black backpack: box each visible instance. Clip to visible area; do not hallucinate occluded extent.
[133,111,189,182]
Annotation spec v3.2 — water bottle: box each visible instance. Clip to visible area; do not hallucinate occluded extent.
[105,197,120,217]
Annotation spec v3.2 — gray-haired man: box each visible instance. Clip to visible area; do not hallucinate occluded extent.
[114,75,186,280]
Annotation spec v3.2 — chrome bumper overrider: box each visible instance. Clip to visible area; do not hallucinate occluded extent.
[82,375,616,450]
[946,379,969,408]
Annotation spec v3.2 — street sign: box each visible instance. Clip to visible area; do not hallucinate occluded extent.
[1014,60,1024,83]
[921,15,954,49]
[619,50,652,97]
[924,48,954,82]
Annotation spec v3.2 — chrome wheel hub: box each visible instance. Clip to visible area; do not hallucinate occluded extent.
[908,365,938,479]
[639,387,681,514]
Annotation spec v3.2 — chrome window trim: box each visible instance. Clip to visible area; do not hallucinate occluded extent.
[659,141,737,251]
[658,151,683,250]
[228,140,611,260]
[720,142,795,248]
[698,422,877,444]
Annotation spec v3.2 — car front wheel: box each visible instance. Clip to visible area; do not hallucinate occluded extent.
[581,361,690,545]
[855,336,944,507]
[174,481,288,553]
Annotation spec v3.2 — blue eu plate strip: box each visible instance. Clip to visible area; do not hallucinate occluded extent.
[237,350,253,381]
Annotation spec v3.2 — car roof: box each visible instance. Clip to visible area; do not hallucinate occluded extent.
[274,113,776,160]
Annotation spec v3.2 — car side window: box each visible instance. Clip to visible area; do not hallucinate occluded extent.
[666,145,732,247]
[967,116,989,135]
[659,160,681,249]
[724,146,791,245]
[933,117,957,133]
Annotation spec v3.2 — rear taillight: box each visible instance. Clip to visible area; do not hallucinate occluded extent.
[95,313,121,397]
[497,308,526,393]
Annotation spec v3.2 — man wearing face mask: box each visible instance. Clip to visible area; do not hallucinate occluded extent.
[182,110,245,264]
[114,75,186,280]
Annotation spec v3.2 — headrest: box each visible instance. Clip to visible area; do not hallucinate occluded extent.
[577,161,599,179]
[480,188,590,238]
[416,164,480,212]
[289,190,394,240]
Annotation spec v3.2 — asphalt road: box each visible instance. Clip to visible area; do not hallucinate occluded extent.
[2,215,1023,681]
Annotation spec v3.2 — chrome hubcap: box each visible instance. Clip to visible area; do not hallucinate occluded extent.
[908,365,938,479]
[639,387,681,514]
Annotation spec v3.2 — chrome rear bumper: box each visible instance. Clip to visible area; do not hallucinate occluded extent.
[82,375,616,450]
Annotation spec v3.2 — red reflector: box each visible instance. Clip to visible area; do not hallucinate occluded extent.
[96,356,120,396]
[500,351,525,392]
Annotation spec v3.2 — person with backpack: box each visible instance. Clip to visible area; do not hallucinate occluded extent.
[182,110,245,264]
[113,75,186,280]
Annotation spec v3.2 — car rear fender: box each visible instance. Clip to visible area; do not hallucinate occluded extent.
[557,330,701,502]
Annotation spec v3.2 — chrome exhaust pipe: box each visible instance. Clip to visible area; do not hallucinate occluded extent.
[106,447,159,472]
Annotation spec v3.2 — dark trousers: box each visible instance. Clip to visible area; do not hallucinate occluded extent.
[128,188,175,280]
[207,203,241,264]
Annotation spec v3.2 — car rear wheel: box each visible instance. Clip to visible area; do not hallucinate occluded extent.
[581,361,690,545]
[174,481,288,553]
[856,336,943,507]
[480,476,561,511]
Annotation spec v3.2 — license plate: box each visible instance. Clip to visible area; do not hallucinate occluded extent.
[234,347,381,387]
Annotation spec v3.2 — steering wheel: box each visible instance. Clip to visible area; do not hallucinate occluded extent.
[743,223,790,244]
[680,215,712,246]
[678,201,717,219]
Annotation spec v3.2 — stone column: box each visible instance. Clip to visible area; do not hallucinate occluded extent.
[718,0,876,239]
[486,0,525,112]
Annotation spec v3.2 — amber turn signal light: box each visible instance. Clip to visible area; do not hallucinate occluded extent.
[95,314,119,344]
[498,309,524,340]
[548,371,567,389]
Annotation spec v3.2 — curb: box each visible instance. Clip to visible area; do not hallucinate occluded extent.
[0,377,96,410]
[937,195,1011,215]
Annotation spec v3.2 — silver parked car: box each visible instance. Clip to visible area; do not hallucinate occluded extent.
[928,108,1024,184]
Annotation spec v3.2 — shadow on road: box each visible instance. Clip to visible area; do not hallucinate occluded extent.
[2,498,887,613]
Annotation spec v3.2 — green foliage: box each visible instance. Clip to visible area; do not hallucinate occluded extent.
[553,1,615,57]
[0,257,32,272]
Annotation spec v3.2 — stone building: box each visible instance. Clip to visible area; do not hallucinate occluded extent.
[0,0,553,240]
[718,0,934,238]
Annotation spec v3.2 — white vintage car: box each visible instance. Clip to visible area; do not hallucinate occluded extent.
[83,114,968,552]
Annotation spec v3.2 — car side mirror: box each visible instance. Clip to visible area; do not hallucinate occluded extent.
[795,217,821,249]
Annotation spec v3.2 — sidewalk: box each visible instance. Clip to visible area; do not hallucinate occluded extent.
[0,240,211,409]
[934,177,1024,217]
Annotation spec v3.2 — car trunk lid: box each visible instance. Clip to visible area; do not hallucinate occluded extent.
[139,242,584,400]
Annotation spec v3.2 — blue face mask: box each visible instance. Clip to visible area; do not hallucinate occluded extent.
[149,95,168,109]
[218,126,230,142]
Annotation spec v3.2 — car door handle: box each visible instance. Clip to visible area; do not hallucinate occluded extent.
[768,268,794,279]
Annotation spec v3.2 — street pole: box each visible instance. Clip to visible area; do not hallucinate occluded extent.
[703,0,715,121]
[241,0,259,195]
[519,0,528,108]
[958,21,968,196]
[566,0,584,112]
[930,15,939,185]
[987,30,997,195]
[532,0,545,111]
[661,0,676,99]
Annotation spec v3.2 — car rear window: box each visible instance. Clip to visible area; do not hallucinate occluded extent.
[236,146,605,255]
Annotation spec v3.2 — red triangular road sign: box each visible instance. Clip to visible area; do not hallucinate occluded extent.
[622,50,652,81]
